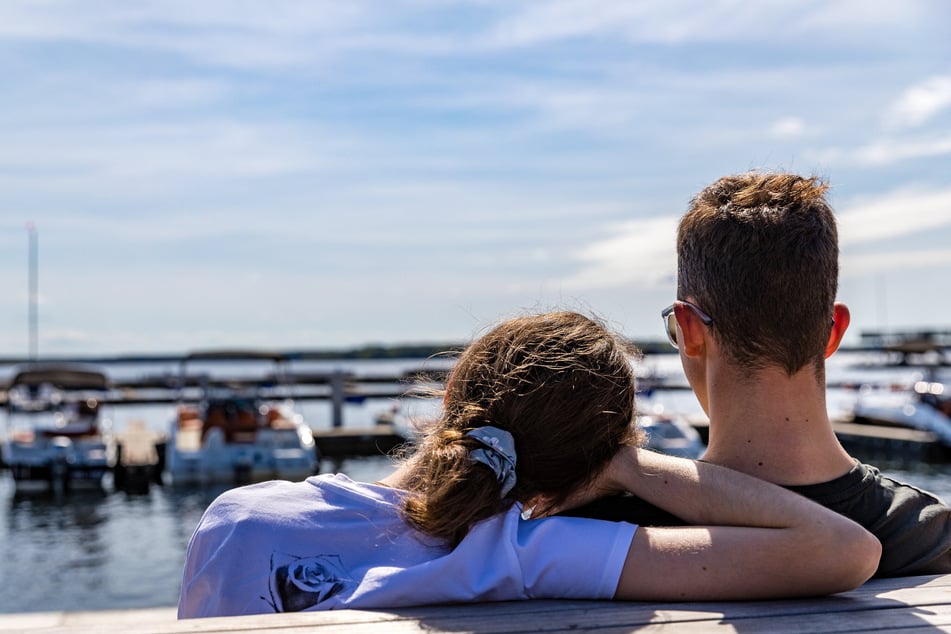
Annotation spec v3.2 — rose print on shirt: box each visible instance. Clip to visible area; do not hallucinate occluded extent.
[263,552,352,612]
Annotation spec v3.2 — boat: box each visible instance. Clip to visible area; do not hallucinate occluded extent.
[638,408,706,459]
[2,363,113,493]
[163,351,320,485]
[849,380,951,447]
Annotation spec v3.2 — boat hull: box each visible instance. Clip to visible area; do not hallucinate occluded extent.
[4,451,109,492]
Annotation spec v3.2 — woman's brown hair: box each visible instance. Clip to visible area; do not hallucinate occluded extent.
[400,311,643,547]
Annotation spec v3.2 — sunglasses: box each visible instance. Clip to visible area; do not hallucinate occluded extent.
[661,301,714,348]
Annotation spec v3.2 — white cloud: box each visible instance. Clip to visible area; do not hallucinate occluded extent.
[815,133,951,167]
[798,0,932,30]
[885,76,951,129]
[493,83,647,132]
[769,116,808,139]
[0,119,334,189]
[0,0,941,73]
[559,216,678,290]
[123,79,232,110]
[853,134,951,166]
[481,2,649,48]
[838,187,951,246]
[842,249,951,278]
[0,1,382,70]
[40,328,95,350]
[0,1,367,40]
[481,0,933,48]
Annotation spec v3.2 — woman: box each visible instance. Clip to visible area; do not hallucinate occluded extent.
[178,312,879,618]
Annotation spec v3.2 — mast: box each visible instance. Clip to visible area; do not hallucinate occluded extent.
[26,222,38,360]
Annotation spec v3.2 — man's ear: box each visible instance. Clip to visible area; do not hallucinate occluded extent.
[674,301,707,357]
[825,303,851,358]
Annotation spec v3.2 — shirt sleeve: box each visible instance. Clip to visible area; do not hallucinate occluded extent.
[351,506,639,608]
[514,513,638,599]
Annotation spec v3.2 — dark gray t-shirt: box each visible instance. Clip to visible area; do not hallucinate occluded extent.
[567,461,951,577]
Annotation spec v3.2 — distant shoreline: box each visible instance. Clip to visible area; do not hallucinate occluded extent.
[0,339,917,366]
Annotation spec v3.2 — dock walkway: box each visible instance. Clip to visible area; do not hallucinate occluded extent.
[3,573,948,633]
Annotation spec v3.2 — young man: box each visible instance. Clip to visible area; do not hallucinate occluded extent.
[573,171,951,577]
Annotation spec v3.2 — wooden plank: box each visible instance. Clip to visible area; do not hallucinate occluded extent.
[2,575,948,633]
[628,607,951,633]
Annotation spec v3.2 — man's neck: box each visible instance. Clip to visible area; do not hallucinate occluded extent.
[701,362,855,486]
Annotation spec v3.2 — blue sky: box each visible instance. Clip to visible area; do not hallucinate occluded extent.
[0,1,949,356]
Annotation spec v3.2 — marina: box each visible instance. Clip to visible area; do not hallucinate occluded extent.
[0,354,446,495]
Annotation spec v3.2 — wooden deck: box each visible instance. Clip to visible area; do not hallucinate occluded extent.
[3,573,948,633]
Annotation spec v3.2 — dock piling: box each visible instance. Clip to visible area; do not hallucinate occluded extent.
[330,371,346,428]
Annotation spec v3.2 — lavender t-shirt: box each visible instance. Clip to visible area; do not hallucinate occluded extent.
[178,473,637,617]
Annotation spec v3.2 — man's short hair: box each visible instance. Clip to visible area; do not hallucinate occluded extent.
[677,172,838,375]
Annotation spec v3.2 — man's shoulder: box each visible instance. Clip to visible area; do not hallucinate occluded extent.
[791,461,951,577]
[788,461,947,511]
[784,461,870,504]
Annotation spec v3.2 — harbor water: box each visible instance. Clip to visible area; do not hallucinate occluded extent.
[1,355,949,614]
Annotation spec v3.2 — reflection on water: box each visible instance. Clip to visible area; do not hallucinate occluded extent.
[0,478,230,613]
[4,489,110,611]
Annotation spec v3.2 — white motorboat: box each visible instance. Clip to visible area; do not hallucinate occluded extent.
[850,380,951,447]
[165,396,319,485]
[638,408,706,459]
[163,352,319,485]
[2,363,112,493]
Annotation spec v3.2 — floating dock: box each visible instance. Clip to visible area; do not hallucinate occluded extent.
[2,573,948,633]
[313,423,408,457]
[687,415,951,463]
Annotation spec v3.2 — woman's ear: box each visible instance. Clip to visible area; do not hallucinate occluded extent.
[674,302,707,358]
[825,303,851,358]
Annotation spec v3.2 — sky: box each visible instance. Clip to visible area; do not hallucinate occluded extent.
[0,1,949,357]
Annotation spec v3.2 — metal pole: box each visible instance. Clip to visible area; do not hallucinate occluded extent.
[876,274,888,332]
[26,222,38,360]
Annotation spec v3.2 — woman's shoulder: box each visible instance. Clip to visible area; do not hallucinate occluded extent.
[204,474,401,524]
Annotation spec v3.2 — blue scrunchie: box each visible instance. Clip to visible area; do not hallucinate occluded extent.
[466,426,517,497]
